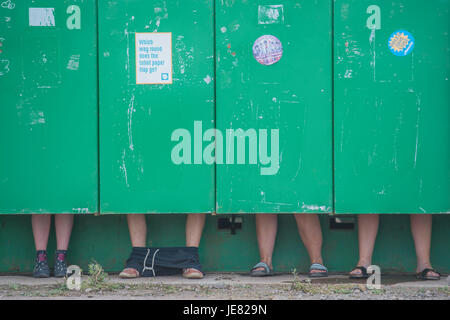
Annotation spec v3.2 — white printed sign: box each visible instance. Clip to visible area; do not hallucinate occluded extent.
[135,32,172,85]
[29,8,55,27]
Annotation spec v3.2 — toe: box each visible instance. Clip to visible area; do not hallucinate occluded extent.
[426,270,440,278]
[310,269,326,274]
[119,268,139,278]
[349,269,362,276]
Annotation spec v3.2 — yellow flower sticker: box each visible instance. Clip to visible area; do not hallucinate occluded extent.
[388,30,415,56]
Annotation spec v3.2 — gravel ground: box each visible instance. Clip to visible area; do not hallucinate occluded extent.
[0,273,448,300]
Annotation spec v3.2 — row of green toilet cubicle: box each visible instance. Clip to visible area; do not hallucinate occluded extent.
[0,1,448,273]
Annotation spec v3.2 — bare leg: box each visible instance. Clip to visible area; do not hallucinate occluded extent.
[349,214,379,276]
[294,214,324,274]
[127,214,147,247]
[32,215,51,251]
[55,214,74,250]
[410,214,439,277]
[120,214,147,278]
[186,214,205,247]
[183,214,206,278]
[253,214,277,271]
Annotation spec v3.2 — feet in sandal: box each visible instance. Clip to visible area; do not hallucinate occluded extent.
[183,268,204,279]
[119,267,140,279]
[250,262,273,277]
[349,266,370,279]
[309,263,328,278]
[416,268,440,280]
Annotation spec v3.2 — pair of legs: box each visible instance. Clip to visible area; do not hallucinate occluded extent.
[126,213,205,247]
[350,214,439,278]
[122,214,205,278]
[32,214,74,252]
[253,214,325,275]
[31,214,74,278]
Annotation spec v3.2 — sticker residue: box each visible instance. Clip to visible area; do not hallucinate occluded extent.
[258,5,284,25]
[67,54,80,71]
[1,0,15,10]
[29,8,55,27]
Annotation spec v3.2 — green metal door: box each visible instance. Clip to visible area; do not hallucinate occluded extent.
[0,0,98,214]
[216,1,333,213]
[334,0,450,214]
[99,0,215,213]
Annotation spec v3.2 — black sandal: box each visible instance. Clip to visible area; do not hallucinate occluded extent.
[349,266,369,279]
[416,268,440,280]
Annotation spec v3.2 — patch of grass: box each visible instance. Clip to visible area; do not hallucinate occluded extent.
[85,260,107,286]
[160,285,177,294]
[437,287,450,295]
[0,284,68,297]
[236,284,253,289]
[128,282,185,295]
[200,285,213,296]
[369,288,386,295]
[290,269,325,295]
[80,260,125,293]
[330,284,354,295]
[288,269,375,296]
[6,284,21,291]
[417,288,426,294]
[48,282,71,296]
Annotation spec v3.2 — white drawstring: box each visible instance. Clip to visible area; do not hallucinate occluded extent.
[142,248,160,277]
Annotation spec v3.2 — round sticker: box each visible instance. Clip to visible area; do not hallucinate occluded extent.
[253,35,283,66]
[388,30,415,56]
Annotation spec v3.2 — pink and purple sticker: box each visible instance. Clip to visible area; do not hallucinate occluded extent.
[253,35,283,66]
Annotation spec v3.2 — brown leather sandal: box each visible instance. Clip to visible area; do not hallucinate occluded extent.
[119,267,140,279]
[183,268,204,279]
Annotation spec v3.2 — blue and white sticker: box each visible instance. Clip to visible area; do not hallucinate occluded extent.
[388,30,415,56]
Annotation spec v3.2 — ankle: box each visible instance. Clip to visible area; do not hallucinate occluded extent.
[357,259,371,267]
[416,262,432,272]
[55,250,68,262]
[261,259,272,269]
[36,250,48,261]
[310,258,324,266]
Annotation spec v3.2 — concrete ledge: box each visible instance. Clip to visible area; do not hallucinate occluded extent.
[0,273,448,288]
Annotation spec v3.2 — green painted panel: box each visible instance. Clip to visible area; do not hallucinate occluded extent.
[1,214,449,274]
[0,0,98,214]
[99,1,215,213]
[334,0,450,214]
[216,1,333,213]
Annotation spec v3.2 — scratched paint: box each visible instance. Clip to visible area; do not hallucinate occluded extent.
[28,110,46,125]
[0,0,98,214]
[334,0,450,214]
[0,58,9,76]
[203,74,212,85]
[99,0,214,213]
[127,94,135,151]
[216,0,332,213]
[120,149,129,188]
